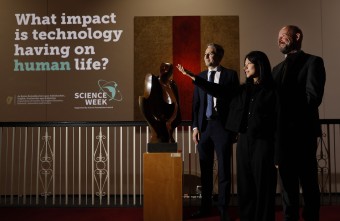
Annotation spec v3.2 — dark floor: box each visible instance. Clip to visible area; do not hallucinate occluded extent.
[1,205,340,221]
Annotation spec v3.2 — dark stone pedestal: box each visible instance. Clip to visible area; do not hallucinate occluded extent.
[147,142,178,153]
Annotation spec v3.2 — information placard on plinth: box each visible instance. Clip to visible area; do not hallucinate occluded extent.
[143,151,182,221]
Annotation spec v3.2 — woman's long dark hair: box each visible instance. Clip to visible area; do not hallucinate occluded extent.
[244,51,274,88]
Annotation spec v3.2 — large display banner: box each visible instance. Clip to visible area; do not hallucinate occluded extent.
[0,0,129,122]
[0,0,239,122]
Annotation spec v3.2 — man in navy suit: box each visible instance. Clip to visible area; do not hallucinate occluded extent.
[191,43,239,221]
[272,25,326,221]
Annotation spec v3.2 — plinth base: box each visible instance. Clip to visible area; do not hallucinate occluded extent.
[143,152,182,221]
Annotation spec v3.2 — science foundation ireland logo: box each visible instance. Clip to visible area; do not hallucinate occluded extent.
[74,79,123,110]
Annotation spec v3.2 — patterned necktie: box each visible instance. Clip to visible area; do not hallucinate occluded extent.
[206,71,216,118]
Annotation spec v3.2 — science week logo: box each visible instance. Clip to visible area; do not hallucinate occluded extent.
[74,79,123,109]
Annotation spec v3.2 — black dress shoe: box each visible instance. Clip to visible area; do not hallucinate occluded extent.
[220,210,231,221]
[191,209,211,219]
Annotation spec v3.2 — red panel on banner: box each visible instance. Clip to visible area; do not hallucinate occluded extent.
[173,16,201,121]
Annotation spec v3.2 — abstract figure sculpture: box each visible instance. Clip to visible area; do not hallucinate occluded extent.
[139,63,181,150]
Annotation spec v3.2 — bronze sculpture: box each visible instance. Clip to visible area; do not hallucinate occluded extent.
[139,63,181,148]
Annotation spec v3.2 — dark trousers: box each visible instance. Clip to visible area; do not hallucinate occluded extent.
[197,119,232,212]
[237,134,277,221]
[278,135,320,221]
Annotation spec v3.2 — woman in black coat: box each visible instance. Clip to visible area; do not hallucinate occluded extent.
[177,51,277,221]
